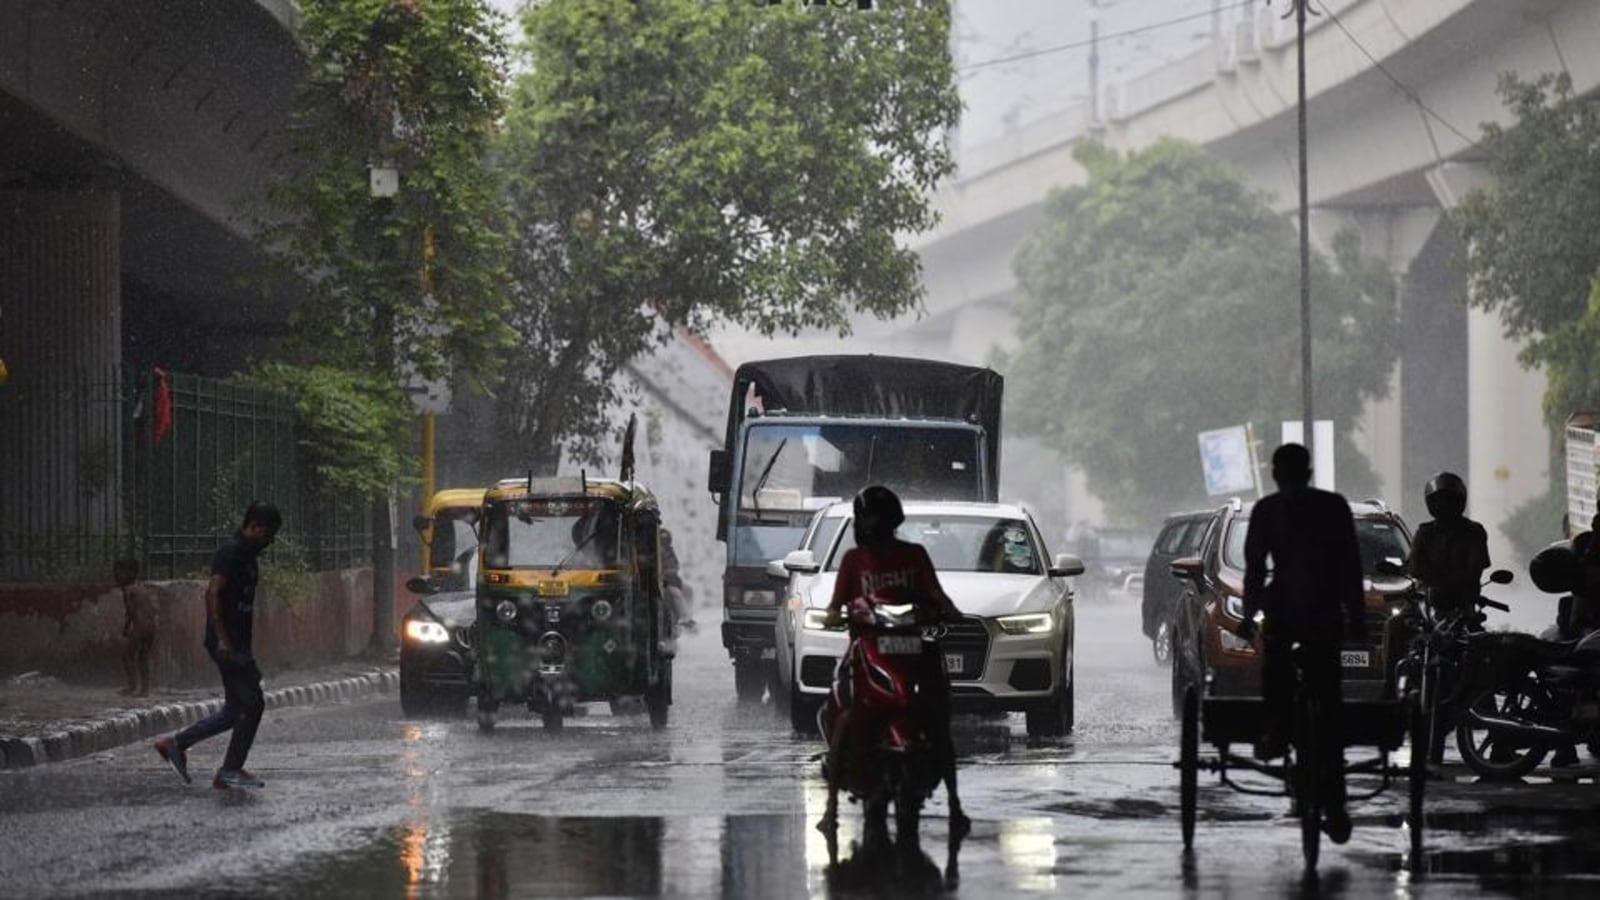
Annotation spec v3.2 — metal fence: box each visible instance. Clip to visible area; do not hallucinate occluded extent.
[0,368,371,582]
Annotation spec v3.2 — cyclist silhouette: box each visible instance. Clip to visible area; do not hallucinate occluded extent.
[1233,443,1366,845]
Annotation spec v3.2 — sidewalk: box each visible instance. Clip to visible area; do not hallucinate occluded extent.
[0,661,399,770]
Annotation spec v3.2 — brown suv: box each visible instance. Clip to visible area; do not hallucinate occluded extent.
[1167,497,1414,714]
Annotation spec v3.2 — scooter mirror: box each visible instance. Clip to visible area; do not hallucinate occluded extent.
[1489,568,1513,585]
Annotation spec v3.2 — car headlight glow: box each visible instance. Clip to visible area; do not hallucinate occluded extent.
[495,600,518,623]
[405,619,450,644]
[996,612,1053,635]
[803,608,845,631]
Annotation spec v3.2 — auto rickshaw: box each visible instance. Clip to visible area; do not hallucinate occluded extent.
[413,488,486,589]
[473,473,674,732]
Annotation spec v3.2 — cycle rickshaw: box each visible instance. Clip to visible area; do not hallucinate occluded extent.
[1175,683,1427,869]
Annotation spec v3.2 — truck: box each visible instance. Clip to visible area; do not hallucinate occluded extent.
[706,355,1004,702]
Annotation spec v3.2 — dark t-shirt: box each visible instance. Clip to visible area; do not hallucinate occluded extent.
[1241,487,1365,641]
[206,533,262,654]
[1411,517,1490,607]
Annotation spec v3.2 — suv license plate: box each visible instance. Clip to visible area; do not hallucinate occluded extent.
[944,653,964,675]
[1341,650,1370,667]
[877,636,922,655]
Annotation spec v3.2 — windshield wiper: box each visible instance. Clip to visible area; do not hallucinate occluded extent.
[750,438,789,515]
[549,524,603,576]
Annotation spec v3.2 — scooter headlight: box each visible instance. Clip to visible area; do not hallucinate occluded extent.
[495,600,518,624]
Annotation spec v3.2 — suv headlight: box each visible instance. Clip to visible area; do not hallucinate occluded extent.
[803,608,845,631]
[996,612,1053,635]
[405,620,450,644]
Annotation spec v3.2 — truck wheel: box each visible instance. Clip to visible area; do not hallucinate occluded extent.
[734,659,766,704]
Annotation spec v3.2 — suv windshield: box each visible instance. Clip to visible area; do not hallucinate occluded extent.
[1221,516,1410,575]
[827,515,1041,574]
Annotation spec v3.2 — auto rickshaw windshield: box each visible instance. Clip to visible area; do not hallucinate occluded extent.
[481,498,621,569]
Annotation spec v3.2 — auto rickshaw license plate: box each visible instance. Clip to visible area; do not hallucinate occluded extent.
[877,636,921,655]
[1341,650,1369,667]
[537,580,569,597]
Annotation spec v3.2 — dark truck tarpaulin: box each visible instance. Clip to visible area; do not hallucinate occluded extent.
[722,355,1004,490]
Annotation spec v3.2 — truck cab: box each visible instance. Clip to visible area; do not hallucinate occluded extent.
[708,356,1003,702]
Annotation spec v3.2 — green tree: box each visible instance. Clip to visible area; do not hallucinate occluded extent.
[1004,139,1399,522]
[1452,73,1600,550]
[257,0,514,493]
[1452,72,1600,420]
[491,0,961,472]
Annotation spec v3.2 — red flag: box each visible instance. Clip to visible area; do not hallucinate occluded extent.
[152,368,173,449]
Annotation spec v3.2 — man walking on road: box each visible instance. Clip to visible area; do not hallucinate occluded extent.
[155,501,282,789]
[1233,444,1366,845]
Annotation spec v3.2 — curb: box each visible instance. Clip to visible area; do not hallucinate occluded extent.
[0,669,398,770]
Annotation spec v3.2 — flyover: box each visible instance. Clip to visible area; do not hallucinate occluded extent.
[905,0,1596,553]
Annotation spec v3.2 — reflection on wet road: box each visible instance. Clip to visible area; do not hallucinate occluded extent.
[3,600,1600,897]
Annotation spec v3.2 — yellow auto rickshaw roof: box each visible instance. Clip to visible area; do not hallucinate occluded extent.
[485,476,658,512]
[424,488,487,516]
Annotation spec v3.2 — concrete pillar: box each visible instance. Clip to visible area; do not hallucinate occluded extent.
[0,190,122,579]
[1466,309,1549,566]
[1307,206,1440,505]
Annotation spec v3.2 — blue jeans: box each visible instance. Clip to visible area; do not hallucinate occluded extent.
[175,651,264,772]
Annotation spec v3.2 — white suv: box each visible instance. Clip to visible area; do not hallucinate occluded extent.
[772,501,1083,738]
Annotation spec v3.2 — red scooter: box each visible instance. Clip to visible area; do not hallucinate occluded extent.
[820,597,945,842]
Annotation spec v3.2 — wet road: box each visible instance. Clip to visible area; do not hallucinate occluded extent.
[3,599,1600,897]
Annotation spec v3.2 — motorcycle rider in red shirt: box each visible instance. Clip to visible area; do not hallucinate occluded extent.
[818,485,969,839]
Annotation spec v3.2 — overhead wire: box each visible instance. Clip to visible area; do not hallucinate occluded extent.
[1315,1,1480,149]
[957,0,1258,74]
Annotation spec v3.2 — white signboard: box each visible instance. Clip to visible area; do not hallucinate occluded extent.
[1567,420,1597,533]
[1281,420,1335,491]
[1198,426,1256,496]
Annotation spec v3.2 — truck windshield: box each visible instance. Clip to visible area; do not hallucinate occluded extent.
[481,499,619,569]
[737,422,982,513]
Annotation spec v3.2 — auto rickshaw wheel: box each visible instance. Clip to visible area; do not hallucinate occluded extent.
[542,705,564,732]
[476,697,498,733]
[646,665,671,730]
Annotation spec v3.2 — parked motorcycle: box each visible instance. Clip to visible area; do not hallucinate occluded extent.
[819,598,947,843]
[1451,542,1600,778]
[1385,565,1513,767]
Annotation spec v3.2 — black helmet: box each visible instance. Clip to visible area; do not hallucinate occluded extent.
[1530,540,1582,594]
[852,485,905,547]
[1424,471,1467,520]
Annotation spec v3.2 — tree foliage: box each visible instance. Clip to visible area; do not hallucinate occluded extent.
[248,363,412,499]
[1003,139,1399,522]
[1453,72,1600,421]
[257,0,513,496]
[491,0,961,471]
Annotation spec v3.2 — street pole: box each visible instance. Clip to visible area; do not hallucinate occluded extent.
[1089,3,1101,127]
[1294,0,1314,467]
[421,411,435,571]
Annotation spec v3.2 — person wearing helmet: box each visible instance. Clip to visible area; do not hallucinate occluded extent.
[1410,472,1491,613]
[818,484,968,839]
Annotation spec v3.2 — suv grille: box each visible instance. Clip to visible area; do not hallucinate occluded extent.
[939,617,990,681]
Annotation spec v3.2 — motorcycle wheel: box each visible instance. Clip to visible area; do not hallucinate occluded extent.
[1406,696,1427,863]
[646,666,671,730]
[1454,680,1548,779]
[1179,685,1198,849]
[895,778,923,845]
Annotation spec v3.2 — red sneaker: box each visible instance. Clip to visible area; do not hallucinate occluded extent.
[154,737,191,785]
[213,769,265,789]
